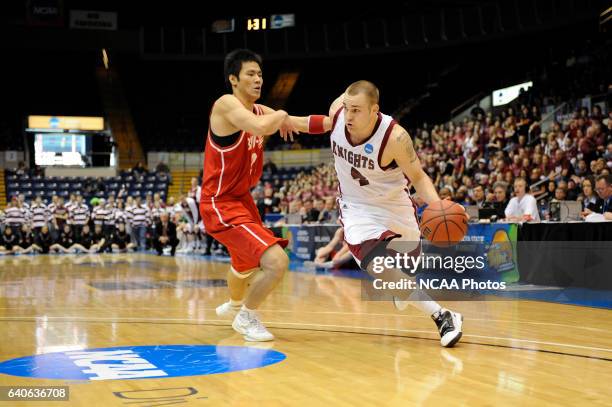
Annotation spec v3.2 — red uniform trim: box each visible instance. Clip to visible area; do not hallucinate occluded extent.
[378,119,398,171]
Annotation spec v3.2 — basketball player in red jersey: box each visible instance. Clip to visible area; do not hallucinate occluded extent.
[201,49,307,342]
[286,81,464,347]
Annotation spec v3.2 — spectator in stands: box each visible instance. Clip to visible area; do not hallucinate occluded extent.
[91,224,109,253]
[13,224,39,254]
[132,161,147,177]
[545,181,557,201]
[70,194,90,241]
[114,200,127,225]
[580,176,603,213]
[111,222,136,252]
[50,224,74,254]
[439,187,452,201]
[317,198,338,224]
[15,161,27,176]
[151,200,165,225]
[257,186,280,216]
[553,184,567,201]
[91,197,106,231]
[0,226,18,255]
[117,183,129,200]
[65,193,76,214]
[71,224,94,253]
[302,199,319,223]
[103,196,117,237]
[145,193,154,209]
[165,197,176,218]
[188,178,200,201]
[263,158,278,175]
[30,195,47,236]
[153,193,165,208]
[491,182,509,208]
[155,161,170,175]
[18,193,30,211]
[35,226,53,254]
[472,185,486,208]
[583,174,612,220]
[312,199,325,223]
[504,177,540,222]
[129,196,150,250]
[604,143,612,163]
[4,197,25,237]
[154,212,178,256]
[565,178,579,201]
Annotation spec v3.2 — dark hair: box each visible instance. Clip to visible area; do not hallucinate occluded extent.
[596,174,612,186]
[224,49,262,90]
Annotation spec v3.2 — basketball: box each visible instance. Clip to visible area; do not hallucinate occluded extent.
[420,200,468,247]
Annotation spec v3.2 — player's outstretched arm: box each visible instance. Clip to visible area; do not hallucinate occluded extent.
[388,125,440,205]
[216,95,288,136]
[260,94,345,141]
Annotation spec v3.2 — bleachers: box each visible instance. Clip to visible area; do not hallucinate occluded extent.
[167,170,200,199]
[261,166,315,184]
[0,171,6,207]
[4,170,170,203]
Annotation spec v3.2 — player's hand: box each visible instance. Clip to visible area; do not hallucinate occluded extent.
[279,117,299,142]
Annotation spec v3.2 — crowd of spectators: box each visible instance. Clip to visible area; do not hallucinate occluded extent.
[411,103,611,219]
[247,100,612,224]
[0,175,209,256]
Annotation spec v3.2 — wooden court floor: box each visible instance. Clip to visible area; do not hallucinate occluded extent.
[0,253,611,406]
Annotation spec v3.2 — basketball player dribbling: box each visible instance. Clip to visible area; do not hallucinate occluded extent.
[288,81,464,347]
[201,49,310,341]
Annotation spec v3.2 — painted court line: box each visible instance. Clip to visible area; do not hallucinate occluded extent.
[1,315,611,354]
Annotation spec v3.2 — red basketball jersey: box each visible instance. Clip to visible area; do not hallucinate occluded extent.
[201,104,265,201]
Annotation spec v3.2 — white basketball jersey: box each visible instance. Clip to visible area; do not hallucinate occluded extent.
[331,110,411,206]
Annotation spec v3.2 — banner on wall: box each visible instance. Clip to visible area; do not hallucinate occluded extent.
[282,225,340,261]
[459,223,519,282]
[276,223,518,283]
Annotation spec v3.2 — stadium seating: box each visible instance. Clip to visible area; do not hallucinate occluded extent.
[3,170,170,203]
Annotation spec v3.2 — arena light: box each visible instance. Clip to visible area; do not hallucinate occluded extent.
[102,48,109,69]
[492,81,533,107]
[28,115,104,131]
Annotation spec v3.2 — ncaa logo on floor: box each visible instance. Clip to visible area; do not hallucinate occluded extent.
[0,345,286,381]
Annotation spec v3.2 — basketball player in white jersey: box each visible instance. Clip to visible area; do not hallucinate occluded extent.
[291,81,464,347]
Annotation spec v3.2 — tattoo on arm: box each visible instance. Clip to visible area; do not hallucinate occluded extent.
[396,130,418,163]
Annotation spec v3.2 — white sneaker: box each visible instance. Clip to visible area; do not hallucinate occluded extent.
[232,309,274,342]
[392,296,409,311]
[432,309,463,348]
[215,301,241,319]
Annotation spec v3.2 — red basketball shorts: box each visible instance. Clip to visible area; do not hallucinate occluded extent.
[200,194,288,273]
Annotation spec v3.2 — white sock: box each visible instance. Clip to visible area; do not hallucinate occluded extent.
[230,299,243,308]
[408,289,442,317]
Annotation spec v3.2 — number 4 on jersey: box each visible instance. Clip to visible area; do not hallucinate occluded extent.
[351,167,369,186]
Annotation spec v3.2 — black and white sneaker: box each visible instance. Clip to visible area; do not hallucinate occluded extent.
[432,309,463,347]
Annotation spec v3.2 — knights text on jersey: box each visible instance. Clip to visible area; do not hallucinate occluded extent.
[201,105,265,201]
[331,110,411,205]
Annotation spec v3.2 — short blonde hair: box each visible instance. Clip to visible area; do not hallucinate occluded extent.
[346,80,379,106]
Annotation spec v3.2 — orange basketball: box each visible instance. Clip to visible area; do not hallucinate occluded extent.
[420,200,468,247]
